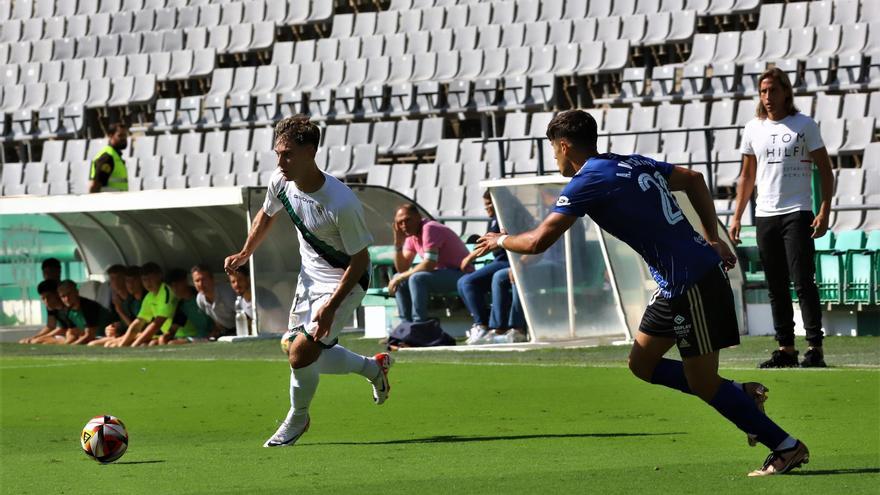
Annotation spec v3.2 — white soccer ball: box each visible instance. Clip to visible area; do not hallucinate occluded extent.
[81,415,128,464]
[280,329,297,354]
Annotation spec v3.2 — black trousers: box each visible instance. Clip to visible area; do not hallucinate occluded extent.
[755,211,824,346]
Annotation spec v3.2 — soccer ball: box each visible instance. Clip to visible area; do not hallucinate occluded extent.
[81,415,128,464]
[280,328,297,354]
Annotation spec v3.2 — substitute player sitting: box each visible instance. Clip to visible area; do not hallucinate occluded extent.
[224,115,393,448]
[475,110,808,477]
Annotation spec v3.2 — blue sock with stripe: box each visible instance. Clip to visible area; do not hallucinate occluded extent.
[708,379,789,450]
[650,358,693,395]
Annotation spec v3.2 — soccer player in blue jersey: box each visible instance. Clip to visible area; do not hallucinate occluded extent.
[475,110,808,476]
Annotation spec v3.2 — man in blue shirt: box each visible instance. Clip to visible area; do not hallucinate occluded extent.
[475,110,807,477]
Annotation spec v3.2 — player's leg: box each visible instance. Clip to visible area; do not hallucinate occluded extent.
[682,267,808,475]
[264,332,322,448]
[310,290,392,404]
[628,331,694,394]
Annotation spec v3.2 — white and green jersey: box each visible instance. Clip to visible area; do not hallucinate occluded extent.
[263,170,373,294]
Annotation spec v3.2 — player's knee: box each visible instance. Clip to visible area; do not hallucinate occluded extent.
[409,271,431,286]
[628,355,653,382]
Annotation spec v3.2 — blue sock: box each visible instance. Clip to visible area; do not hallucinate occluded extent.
[650,358,693,395]
[708,380,789,450]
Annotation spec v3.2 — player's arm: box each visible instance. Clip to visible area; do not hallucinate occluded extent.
[312,248,370,340]
[476,213,577,255]
[728,154,757,245]
[88,155,113,193]
[667,166,737,270]
[225,208,279,274]
[114,318,146,347]
[113,296,134,327]
[72,326,97,345]
[809,146,833,239]
[132,318,164,347]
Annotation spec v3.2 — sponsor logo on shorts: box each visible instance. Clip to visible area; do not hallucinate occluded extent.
[673,314,691,338]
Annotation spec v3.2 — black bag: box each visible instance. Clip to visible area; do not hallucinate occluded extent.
[387,318,456,348]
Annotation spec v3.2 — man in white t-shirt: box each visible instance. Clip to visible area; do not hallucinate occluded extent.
[729,67,833,369]
[224,115,393,448]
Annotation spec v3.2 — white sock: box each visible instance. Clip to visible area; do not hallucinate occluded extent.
[317,345,379,379]
[284,362,319,424]
[731,381,744,392]
[774,436,798,451]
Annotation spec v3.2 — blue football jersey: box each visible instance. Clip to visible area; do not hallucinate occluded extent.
[552,153,721,298]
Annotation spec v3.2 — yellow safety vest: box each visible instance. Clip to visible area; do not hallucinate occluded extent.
[90,145,128,191]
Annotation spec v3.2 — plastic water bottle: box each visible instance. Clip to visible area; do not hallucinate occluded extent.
[234,296,249,336]
[234,310,249,337]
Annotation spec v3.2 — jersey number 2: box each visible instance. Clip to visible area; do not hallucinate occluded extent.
[638,172,684,225]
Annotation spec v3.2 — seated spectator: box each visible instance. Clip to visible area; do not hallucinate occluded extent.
[191,264,237,338]
[19,280,71,344]
[42,257,61,282]
[106,263,129,324]
[228,265,284,334]
[91,265,145,347]
[458,190,510,344]
[108,262,176,347]
[154,269,213,345]
[57,280,115,345]
[389,204,471,322]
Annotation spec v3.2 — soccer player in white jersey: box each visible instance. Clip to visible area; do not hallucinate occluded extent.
[224,115,392,448]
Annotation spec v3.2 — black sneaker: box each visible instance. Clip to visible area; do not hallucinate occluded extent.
[800,348,827,368]
[758,350,799,369]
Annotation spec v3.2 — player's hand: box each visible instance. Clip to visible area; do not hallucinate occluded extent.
[392,222,406,248]
[810,213,829,239]
[727,220,742,246]
[224,252,248,275]
[311,301,337,341]
[387,273,405,296]
[475,232,501,257]
[710,241,737,271]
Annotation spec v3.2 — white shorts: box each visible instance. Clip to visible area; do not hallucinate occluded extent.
[288,283,365,347]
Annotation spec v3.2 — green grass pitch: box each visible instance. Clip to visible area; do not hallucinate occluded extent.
[1,336,878,494]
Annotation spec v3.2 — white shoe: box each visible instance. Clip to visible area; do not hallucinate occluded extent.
[465,325,489,345]
[370,353,393,405]
[493,329,528,344]
[263,415,310,448]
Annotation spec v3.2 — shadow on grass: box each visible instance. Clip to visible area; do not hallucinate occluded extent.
[789,468,880,476]
[314,432,684,446]
[113,460,166,465]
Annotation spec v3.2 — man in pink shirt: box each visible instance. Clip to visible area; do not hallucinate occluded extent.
[388,204,471,322]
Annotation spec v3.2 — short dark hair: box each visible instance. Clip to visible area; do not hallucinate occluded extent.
[191,264,213,276]
[482,189,492,200]
[106,121,128,136]
[396,203,420,216]
[274,115,321,149]
[166,268,188,284]
[58,279,77,291]
[546,110,598,151]
[126,265,141,278]
[37,279,59,295]
[42,258,61,270]
[141,262,162,276]
[107,264,127,276]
